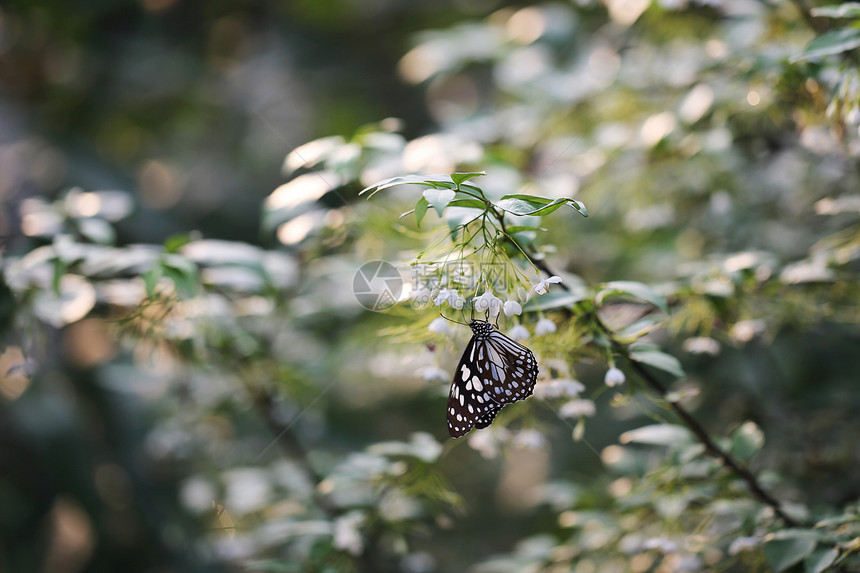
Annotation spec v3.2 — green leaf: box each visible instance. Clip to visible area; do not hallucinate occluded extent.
[500,194,555,205]
[730,421,765,462]
[451,171,486,187]
[614,315,663,341]
[162,266,197,298]
[164,233,193,253]
[423,188,456,216]
[495,197,544,215]
[495,196,588,217]
[143,265,163,298]
[499,194,587,217]
[764,537,818,572]
[161,255,198,297]
[415,196,429,227]
[444,207,485,229]
[630,349,685,378]
[360,174,456,198]
[522,288,589,311]
[620,424,694,446]
[811,3,860,18]
[52,257,66,295]
[447,198,488,210]
[794,28,860,61]
[595,281,669,313]
[805,546,839,573]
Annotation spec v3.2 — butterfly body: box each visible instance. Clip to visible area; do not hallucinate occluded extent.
[447,320,539,438]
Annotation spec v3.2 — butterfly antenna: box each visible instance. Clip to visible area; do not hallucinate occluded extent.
[440,313,469,327]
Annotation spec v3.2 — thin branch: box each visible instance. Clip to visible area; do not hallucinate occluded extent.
[606,333,800,527]
[508,241,800,527]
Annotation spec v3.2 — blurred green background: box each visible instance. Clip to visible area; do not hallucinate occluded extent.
[3,0,860,571]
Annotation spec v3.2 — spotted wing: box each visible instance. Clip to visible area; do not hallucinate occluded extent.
[474,401,503,430]
[447,337,505,438]
[470,330,539,405]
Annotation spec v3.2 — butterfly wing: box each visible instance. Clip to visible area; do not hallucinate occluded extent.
[474,400,503,430]
[446,328,539,438]
[447,337,506,438]
[472,330,539,404]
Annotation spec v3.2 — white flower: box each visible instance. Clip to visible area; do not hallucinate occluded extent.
[559,399,596,418]
[512,429,546,450]
[428,317,450,334]
[728,536,759,555]
[729,319,765,343]
[333,511,365,555]
[508,324,530,341]
[534,378,585,399]
[527,275,563,300]
[416,365,448,382]
[467,426,509,459]
[604,367,626,387]
[682,336,720,355]
[434,288,464,309]
[473,290,502,317]
[643,537,679,554]
[503,299,522,317]
[534,317,556,335]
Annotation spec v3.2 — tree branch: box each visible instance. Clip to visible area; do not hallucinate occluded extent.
[503,234,800,527]
[605,332,800,527]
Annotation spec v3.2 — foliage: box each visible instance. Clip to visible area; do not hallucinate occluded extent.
[4,0,860,572]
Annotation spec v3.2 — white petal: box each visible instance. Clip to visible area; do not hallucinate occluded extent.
[535,318,556,335]
[428,317,450,334]
[604,367,626,387]
[503,300,523,316]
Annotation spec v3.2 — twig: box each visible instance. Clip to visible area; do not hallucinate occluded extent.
[501,231,800,527]
[605,331,800,527]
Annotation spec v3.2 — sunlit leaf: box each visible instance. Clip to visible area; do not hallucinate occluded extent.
[360,174,455,197]
[451,171,486,186]
[522,288,588,311]
[794,28,860,61]
[423,188,456,216]
[33,274,96,328]
[630,349,685,379]
[620,424,694,446]
[614,315,663,341]
[444,206,485,229]
[495,195,588,218]
[810,3,860,18]
[596,281,669,313]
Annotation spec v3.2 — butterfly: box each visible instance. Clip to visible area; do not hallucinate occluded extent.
[447,319,539,438]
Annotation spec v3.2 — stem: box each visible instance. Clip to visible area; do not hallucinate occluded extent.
[493,208,542,275]
[612,343,800,527]
[511,246,800,527]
